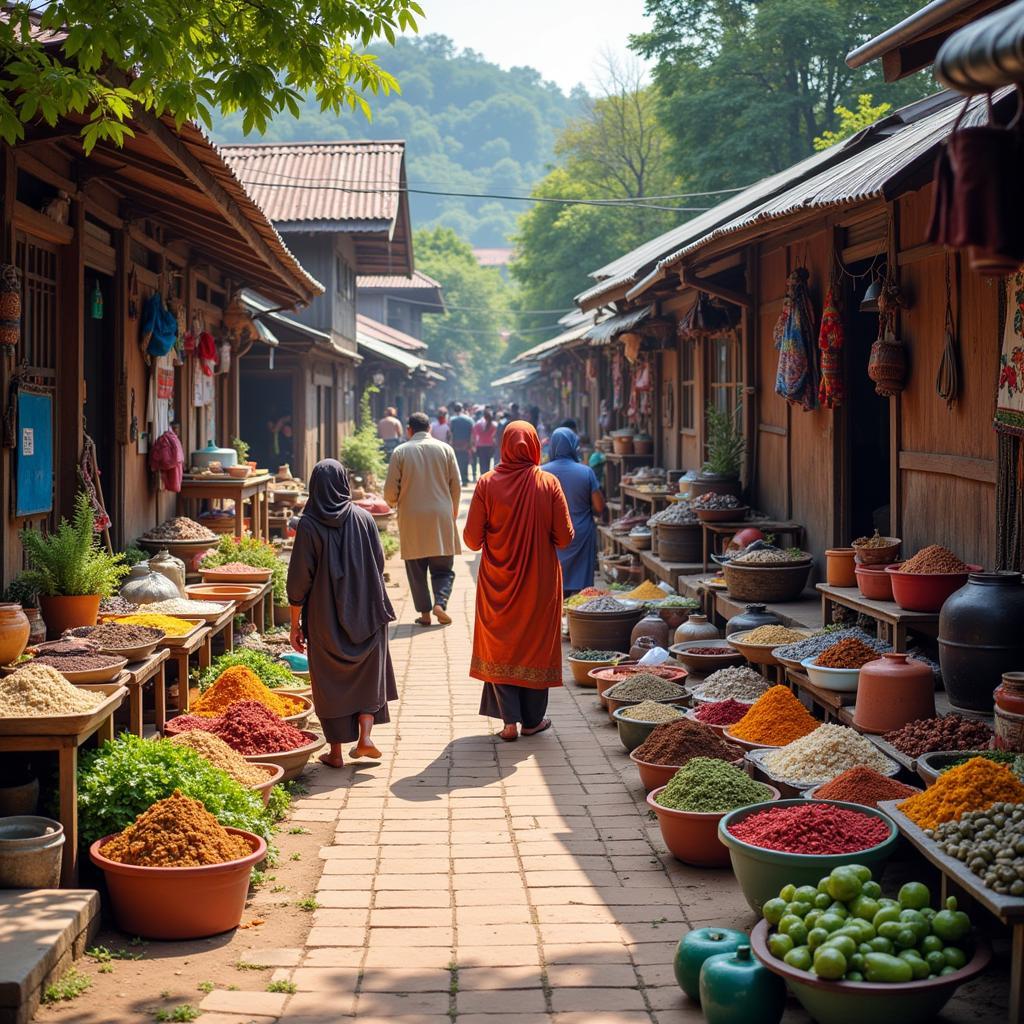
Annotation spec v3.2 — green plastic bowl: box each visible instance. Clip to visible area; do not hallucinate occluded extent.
[717,799,898,913]
[749,919,991,1024]
[611,704,686,751]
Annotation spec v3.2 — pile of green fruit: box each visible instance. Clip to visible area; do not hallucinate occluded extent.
[762,864,973,983]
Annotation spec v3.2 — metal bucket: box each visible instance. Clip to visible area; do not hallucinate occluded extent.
[0,816,64,888]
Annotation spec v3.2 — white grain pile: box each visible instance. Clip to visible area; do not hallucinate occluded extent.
[690,666,769,702]
[763,724,892,783]
[0,664,104,716]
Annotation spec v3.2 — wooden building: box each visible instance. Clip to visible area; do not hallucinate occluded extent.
[0,104,318,582]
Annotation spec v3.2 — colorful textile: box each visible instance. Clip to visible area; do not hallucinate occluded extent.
[464,422,573,689]
[996,270,1024,437]
[148,429,184,492]
[817,284,844,408]
[140,292,178,356]
[773,267,819,410]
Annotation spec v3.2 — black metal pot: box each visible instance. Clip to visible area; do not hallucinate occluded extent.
[725,603,785,637]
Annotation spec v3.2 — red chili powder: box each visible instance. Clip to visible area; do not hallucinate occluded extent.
[213,700,309,755]
[694,699,749,726]
[726,802,890,854]
[688,647,734,656]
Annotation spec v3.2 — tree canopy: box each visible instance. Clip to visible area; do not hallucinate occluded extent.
[0,0,422,151]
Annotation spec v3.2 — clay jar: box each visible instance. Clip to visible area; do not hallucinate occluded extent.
[0,603,30,666]
[725,603,783,637]
[825,548,857,588]
[630,613,669,650]
[853,652,935,734]
[994,673,1024,752]
[629,636,660,661]
[674,614,720,645]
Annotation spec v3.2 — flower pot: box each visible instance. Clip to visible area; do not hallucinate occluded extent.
[887,564,982,614]
[0,816,64,888]
[250,763,285,806]
[853,653,935,734]
[38,594,101,639]
[824,548,856,588]
[648,784,780,867]
[0,604,30,666]
[90,828,266,939]
[854,562,901,601]
[273,603,290,627]
[691,474,741,499]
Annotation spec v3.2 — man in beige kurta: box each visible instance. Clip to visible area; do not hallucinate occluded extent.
[384,412,462,626]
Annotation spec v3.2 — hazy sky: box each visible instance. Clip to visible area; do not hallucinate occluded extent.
[405,0,653,93]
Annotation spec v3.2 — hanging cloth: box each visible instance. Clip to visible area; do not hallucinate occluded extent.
[78,434,111,531]
[773,267,819,411]
[817,270,845,409]
[140,292,178,356]
[149,429,184,493]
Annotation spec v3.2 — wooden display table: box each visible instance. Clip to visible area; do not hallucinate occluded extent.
[121,648,170,736]
[879,799,1024,1022]
[234,579,273,632]
[160,624,212,716]
[701,520,804,572]
[785,665,855,722]
[620,485,673,512]
[602,452,653,503]
[204,604,236,657]
[640,551,702,587]
[177,473,272,540]
[817,583,939,651]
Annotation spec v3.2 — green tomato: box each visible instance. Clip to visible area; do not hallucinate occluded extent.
[869,936,894,954]
[943,947,967,970]
[898,881,931,911]
[814,945,848,980]
[787,902,813,920]
[898,909,929,940]
[779,884,797,902]
[894,929,919,950]
[762,898,788,926]
[813,892,832,910]
[932,897,971,943]
[846,971,865,982]
[784,945,813,971]
[786,923,809,948]
[862,881,882,899]
[926,951,947,975]
[807,927,829,950]
[849,895,881,922]
[920,907,936,921]
[795,885,819,904]
[877,897,900,910]
[839,920,874,943]
[940,965,957,976]
[877,921,903,942]
[864,952,914,983]
[768,932,794,960]
[897,951,930,980]
[849,865,873,883]
[826,901,849,919]
[849,952,865,972]
[804,910,823,929]
[858,943,874,956]
[778,914,802,935]
[818,913,845,933]
[823,935,857,959]
[873,906,900,928]
[826,866,864,903]
[817,877,831,894]
[920,935,944,956]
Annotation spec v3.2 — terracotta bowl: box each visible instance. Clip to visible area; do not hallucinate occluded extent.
[851,537,902,565]
[241,731,324,782]
[668,641,745,673]
[250,762,285,806]
[721,727,782,753]
[886,564,983,613]
[727,629,815,666]
[695,506,749,523]
[854,562,902,601]
[588,663,688,708]
[682,707,734,738]
[186,583,262,601]
[629,750,746,793]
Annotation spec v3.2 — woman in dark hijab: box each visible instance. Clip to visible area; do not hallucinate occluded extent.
[287,459,397,767]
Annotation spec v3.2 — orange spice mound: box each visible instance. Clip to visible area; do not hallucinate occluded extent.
[728,685,818,745]
[897,756,1024,829]
[101,790,251,867]
[191,665,303,719]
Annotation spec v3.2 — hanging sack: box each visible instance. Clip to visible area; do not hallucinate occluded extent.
[0,264,21,348]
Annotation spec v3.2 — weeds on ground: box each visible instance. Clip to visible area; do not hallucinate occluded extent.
[287,826,309,835]
[295,895,319,911]
[42,968,90,1003]
[267,980,297,994]
[87,944,143,963]
[153,1005,200,1022]
[290,852,301,861]
[235,960,269,971]
[197,981,214,994]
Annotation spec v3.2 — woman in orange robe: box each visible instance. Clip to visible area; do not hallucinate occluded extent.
[464,421,574,741]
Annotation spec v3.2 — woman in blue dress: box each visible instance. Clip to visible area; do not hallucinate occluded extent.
[542,427,605,596]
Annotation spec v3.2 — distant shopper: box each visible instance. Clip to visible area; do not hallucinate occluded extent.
[449,402,475,485]
[430,406,451,443]
[377,406,404,458]
[495,402,519,453]
[472,408,497,475]
[384,412,462,626]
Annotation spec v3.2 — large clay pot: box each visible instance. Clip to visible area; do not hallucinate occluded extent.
[939,571,1024,712]
[689,474,742,500]
[674,614,720,645]
[825,548,856,587]
[994,672,1024,752]
[853,653,936,734]
[0,603,30,665]
[23,607,46,647]
[38,594,101,639]
[630,613,670,650]
[725,604,783,637]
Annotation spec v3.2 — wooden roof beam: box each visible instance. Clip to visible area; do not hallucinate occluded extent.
[679,268,752,309]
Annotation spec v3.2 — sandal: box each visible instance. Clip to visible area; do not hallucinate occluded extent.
[498,724,519,742]
[521,719,552,736]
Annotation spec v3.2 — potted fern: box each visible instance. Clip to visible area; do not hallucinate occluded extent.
[339,386,386,490]
[20,493,130,637]
[696,405,745,499]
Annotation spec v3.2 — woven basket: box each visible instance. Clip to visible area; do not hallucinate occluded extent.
[722,560,812,602]
[852,537,901,565]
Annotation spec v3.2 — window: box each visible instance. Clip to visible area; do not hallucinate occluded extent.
[15,234,59,373]
[335,254,355,302]
[679,340,696,432]
[707,333,742,415]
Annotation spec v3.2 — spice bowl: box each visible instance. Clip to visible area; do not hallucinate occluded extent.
[282,693,314,730]
[721,727,780,753]
[668,641,745,673]
[851,536,902,565]
[717,799,899,912]
[800,656,861,693]
[89,827,267,939]
[682,707,734,738]
[801,780,922,804]
[749,918,990,1024]
[744,747,902,800]
[629,751,746,793]
[914,749,1001,787]
[241,730,324,782]
[249,762,285,806]
[695,505,750,524]
[854,562,901,601]
[566,652,627,686]
[727,629,814,666]
[648,783,780,867]
[886,564,982,613]
[605,692,688,723]
[612,706,684,753]
[588,663,688,709]
[59,657,129,685]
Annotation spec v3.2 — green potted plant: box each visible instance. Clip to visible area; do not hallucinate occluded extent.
[697,405,745,499]
[339,386,386,490]
[19,493,130,637]
[231,436,255,469]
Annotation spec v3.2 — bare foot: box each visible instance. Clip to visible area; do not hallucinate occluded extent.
[433,604,452,625]
[498,723,519,742]
[416,613,431,626]
[522,719,552,736]
[318,752,345,768]
[349,743,383,760]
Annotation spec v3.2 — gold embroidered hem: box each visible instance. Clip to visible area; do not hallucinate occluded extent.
[470,655,562,686]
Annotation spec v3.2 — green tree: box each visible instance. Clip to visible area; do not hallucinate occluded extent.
[0,0,423,151]
[814,94,892,150]
[630,0,934,191]
[413,226,512,393]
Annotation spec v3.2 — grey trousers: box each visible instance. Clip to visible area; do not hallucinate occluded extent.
[479,684,549,728]
[405,556,455,613]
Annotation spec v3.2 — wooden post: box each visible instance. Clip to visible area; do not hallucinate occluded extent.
[57,194,85,520]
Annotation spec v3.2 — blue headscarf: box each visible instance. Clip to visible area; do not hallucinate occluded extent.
[549,427,581,462]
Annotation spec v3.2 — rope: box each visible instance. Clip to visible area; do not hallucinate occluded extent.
[936,252,961,407]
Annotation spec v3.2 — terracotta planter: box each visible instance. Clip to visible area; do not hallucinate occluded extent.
[589,663,689,709]
[887,564,981,613]
[0,603,31,666]
[825,548,856,588]
[90,828,266,939]
[250,763,285,806]
[853,653,935,734]
[673,614,720,645]
[854,562,901,601]
[38,594,101,639]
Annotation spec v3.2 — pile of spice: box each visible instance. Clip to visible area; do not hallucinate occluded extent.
[648,503,698,525]
[565,588,611,609]
[633,718,743,766]
[927,802,1024,896]
[142,517,217,542]
[897,756,1024,829]
[726,802,891,854]
[772,628,889,665]
[654,595,699,609]
[143,598,227,616]
[740,625,807,646]
[32,649,124,672]
[99,596,139,615]
[655,758,772,813]
[762,724,894,783]
[200,561,264,574]
[0,664,105,716]
[66,623,164,647]
[728,685,818,746]
[100,790,252,867]
[167,731,271,786]
[239,628,292,655]
[576,596,632,614]
[814,637,882,669]
[168,700,310,755]
[692,492,743,510]
[899,545,969,575]
[814,766,919,808]
[618,700,684,723]
[624,579,667,601]
[114,613,196,636]
[568,648,622,661]
[690,666,769,703]
[883,715,994,759]
[731,547,809,565]
[852,530,894,549]
[604,675,686,702]
[695,698,755,727]
[683,646,735,656]
[190,666,304,718]
[942,750,1019,773]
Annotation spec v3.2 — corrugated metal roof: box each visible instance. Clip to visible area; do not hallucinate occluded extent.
[491,365,542,388]
[355,313,428,353]
[583,304,655,345]
[356,332,423,372]
[219,140,405,228]
[511,317,597,363]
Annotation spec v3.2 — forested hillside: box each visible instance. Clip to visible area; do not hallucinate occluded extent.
[213,34,580,247]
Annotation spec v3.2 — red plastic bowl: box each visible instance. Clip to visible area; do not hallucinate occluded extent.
[854,562,902,601]
[886,564,982,613]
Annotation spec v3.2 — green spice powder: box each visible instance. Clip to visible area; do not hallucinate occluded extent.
[655,757,772,813]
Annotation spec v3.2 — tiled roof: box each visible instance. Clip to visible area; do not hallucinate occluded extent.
[357,270,442,290]
[355,314,428,352]
[219,140,405,227]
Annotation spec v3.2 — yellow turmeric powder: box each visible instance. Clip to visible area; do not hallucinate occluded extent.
[191,665,303,718]
[114,613,195,636]
[898,756,1024,829]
